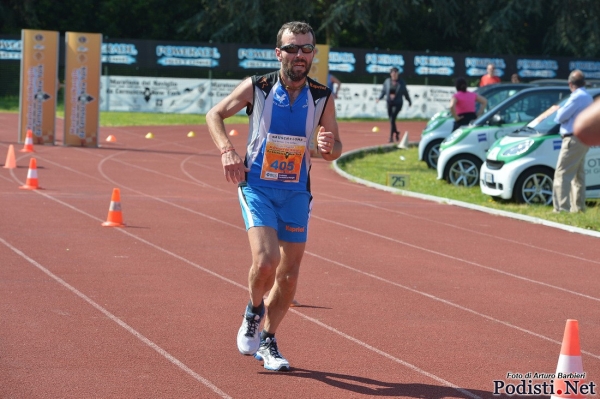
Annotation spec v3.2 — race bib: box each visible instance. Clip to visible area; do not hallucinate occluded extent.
[260,133,307,182]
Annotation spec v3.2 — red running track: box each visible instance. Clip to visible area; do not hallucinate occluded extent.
[1,113,599,399]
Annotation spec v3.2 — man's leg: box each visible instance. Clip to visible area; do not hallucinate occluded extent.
[237,226,279,355]
[553,139,581,212]
[263,241,305,334]
[254,240,305,371]
[247,226,280,306]
[571,143,589,212]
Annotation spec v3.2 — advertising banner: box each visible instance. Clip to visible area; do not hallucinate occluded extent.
[100,76,245,114]
[3,34,598,82]
[100,75,453,119]
[18,29,59,144]
[335,83,455,119]
[63,32,102,147]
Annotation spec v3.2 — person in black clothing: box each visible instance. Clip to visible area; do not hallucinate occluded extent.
[376,67,412,142]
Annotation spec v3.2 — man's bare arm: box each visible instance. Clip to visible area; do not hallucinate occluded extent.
[317,96,342,161]
[206,78,253,183]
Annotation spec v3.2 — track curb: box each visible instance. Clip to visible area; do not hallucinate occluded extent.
[333,144,600,239]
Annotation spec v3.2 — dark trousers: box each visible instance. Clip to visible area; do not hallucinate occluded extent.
[387,103,402,142]
[452,112,477,131]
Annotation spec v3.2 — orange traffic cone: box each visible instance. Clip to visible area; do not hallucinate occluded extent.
[102,188,125,227]
[551,319,586,399]
[19,158,42,190]
[3,144,16,169]
[20,130,35,153]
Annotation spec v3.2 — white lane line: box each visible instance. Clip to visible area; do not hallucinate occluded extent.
[0,236,233,399]
[320,191,600,266]
[304,251,600,361]
[311,214,600,304]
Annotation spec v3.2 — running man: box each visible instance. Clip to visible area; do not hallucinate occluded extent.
[206,21,342,371]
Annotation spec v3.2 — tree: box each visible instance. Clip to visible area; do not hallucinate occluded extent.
[1,0,599,57]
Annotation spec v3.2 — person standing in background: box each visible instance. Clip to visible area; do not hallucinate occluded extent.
[449,77,487,131]
[479,64,501,87]
[553,69,593,213]
[376,67,412,143]
[511,73,521,83]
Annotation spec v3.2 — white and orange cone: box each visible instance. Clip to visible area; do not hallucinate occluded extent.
[3,144,16,169]
[106,135,116,143]
[19,158,42,190]
[551,319,586,399]
[102,188,125,227]
[20,130,35,153]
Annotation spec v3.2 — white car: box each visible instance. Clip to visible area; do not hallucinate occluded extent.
[436,86,570,187]
[480,88,600,205]
[418,83,532,169]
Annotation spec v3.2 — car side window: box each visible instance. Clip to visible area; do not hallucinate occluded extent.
[499,91,565,124]
[485,89,522,112]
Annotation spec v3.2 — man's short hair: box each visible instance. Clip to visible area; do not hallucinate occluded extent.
[390,67,399,73]
[276,21,315,47]
[569,70,586,88]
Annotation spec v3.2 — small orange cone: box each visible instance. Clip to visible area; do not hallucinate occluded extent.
[19,158,42,190]
[20,130,35,153]
[3,144,16,169]
[551,320,586,399]
[102,188,125,227]
[229,129,238,136]
[106,135,116,143]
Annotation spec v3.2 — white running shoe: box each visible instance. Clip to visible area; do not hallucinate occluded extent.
[237,308,262,355]
[254,337,290,371]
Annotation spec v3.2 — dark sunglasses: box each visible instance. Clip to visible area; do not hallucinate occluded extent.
[279,44,315,54]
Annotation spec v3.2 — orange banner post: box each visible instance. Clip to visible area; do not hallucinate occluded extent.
[63,32,102,147]
[18,29,59,145]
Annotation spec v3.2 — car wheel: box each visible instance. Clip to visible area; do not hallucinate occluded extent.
[424,139,443,169]
[513,167,554,205]
[445,154,482,187]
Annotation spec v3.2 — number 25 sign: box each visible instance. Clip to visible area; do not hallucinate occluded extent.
[386,173,409,188]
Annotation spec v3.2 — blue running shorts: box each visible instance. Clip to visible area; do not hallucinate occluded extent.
[238,183,312,243]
